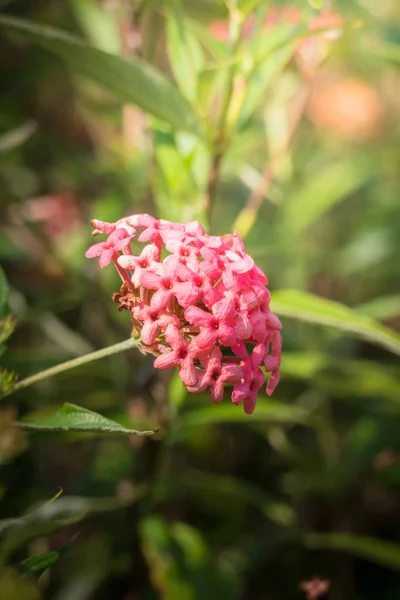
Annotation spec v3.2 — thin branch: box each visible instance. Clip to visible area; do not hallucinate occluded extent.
[11,337,141,395]
[204,4,243,229]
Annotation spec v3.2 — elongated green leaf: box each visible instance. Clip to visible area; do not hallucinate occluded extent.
[0,316,15,346]
[185,18,229,62]
[357,294,400,321]
[18,403,157,436]
[238,43,295,128]
[69,0,121,54]
[281,353,400,406]
[166,14,204,102]
[285,158,374,233]
[0,15,199,133]
[0,369,19,400]
[305,532,400,571]
[271,290,400,356]
[0,491,144,562]
[16,535,77,578]
[169,401,308,440]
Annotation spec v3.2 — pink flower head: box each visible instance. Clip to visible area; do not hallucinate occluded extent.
[118,244,160,287]
[85,214,282,413]
[85,228,132,267]
[154,325,202,386]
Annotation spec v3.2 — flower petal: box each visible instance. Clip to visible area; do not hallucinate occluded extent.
[235,313,252,340]
[185,306,212,328]
[141,272,162,289]
[99,249,116,268]
[179,358,198,386]
[210,379,224,403]
[154,351,178,370]
[118,255,137,269]
[85,242,105,258]
[141,321,160,345]
[266,369,280,396]
[195,329,217,350]
[150,289,171,310]
[243,394,257,414]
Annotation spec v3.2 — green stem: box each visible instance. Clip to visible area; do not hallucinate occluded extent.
[12,337,141,395]
[204,3,243,228]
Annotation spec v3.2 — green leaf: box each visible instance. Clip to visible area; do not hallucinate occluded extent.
[252,21,306,65]
[356,294,400,321]
[0,369,19,401]
[305,532,400,572]
[69,0,121,54]
[166,14,204,102]
[169,401,308,441]
[284,158,375,233]
[16,534,78,578]
[0,495,143,564]
[0,315,16,345]
[281,353,400,406]
[18,403,158,436]
[271,289,400,356]
[0,266,9,319]
[237,43,295,129]
[185,18,229,62]
[0,15,199,133]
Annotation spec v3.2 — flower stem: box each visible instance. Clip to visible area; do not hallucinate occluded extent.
[12,337,141,395]
[204,3,243,228]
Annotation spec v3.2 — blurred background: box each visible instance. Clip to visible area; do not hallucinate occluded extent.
[0,0,400,598]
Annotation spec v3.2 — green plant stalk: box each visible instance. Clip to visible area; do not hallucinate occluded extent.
[11,337,140,395]
[204,3,244,227]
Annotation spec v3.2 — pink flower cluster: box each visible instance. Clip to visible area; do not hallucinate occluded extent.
[85,214,282,414]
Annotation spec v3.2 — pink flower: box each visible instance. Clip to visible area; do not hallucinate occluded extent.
[133,305,180,345]
[154,325,201,386]
[185,305,236,350]
[118,244,160,287]
[189,349,243,402]
[85,228,132,267]
[138,220,184,246]
[172,262,216,307]
[119,213,156,229]
[140,256,180,310]
[232,358,265,414]
[90,219,115,235]
[165,239,200,263]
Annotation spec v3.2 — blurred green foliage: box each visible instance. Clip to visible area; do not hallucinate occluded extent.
[0,0,399,598]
